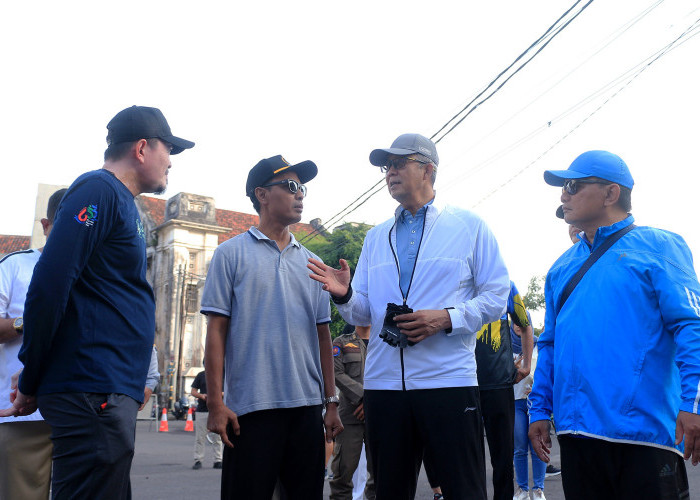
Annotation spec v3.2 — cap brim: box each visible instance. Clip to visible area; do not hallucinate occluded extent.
[287,160,318,184]
[369,148,416,166]
[543,169,589,187]
[165,135,195,155]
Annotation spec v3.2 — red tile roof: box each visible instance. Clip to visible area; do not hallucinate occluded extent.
[137,196,166,227]
[0,236,30,256]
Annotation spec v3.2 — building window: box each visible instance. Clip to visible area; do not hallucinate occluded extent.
[186,284,198,313]
[189,252,197,272]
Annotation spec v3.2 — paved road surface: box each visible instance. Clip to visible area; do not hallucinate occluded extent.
[132,420,699,499]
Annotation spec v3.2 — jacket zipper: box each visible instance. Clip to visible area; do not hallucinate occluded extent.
[388,213,428,392]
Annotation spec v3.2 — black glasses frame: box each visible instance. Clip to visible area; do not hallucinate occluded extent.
[562,179,612,195]
[379,156,430,174]
[261,179,307,196]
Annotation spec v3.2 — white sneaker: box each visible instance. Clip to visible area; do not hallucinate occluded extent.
[513,486,530,500]
[531,489,546,500]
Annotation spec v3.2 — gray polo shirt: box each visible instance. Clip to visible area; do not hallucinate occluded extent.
[200,227,331,417]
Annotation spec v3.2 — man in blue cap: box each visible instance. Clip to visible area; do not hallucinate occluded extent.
[308,133,510,499]
[528,150,700,498]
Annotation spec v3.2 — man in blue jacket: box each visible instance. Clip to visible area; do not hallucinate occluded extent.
[528,150,700,499]
[0,106,193,498]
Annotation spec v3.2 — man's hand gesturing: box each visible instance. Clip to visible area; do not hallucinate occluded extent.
[307,258,351,298]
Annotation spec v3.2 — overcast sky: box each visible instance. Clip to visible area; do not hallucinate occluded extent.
[2,1,699,319]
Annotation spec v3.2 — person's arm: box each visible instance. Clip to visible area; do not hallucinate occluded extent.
[652,238,700,465]
[204,314,238,448]
[0,261,22,344]
[191,386,206,401]
[515,324,534,383]
[308,235,373,327]
[139,347,160,411]
[444,219,510,336]
[19,179,115,396]
[333,342,364,406]
[0,318,22,344]
[528,273,556,463]
[318,323,343,442]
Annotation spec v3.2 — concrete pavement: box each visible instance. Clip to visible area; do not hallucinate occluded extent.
[131,420,699,499]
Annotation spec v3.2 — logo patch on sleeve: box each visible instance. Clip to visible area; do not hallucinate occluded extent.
[332,345,341,357]
[74,204,98,227]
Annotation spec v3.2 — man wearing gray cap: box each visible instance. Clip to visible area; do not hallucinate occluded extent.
[1,106,194,499]
[528,150,700,499]
[309,133,510,499]
[201,155,342,499]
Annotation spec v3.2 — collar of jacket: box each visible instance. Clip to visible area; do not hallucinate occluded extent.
[585,215,635,251]
[392,194,445,226]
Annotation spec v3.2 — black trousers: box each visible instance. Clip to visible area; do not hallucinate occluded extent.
[220,405,325,500]
[364,387,486,500]
[479,387,515,500]
[559,435,690,500]
[38,392,139,500]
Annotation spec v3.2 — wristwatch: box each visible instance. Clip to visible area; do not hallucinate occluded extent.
[323,395,340,407]
[12,317,23,334]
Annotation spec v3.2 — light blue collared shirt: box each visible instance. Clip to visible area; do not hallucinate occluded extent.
[396,200,433,298]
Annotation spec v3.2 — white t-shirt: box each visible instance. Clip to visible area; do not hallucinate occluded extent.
[0,249,43,423]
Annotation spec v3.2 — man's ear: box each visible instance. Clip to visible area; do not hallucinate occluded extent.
[134,139,149,164]
[604,183,621,207]
[254,187,268,207]
[40,218,51,237]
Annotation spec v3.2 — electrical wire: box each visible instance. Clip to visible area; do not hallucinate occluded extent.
[298,0,593,244]
[468,16,700,208]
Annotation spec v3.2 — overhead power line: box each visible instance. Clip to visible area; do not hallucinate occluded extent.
[468,15,700,208]
[298,0,594,244]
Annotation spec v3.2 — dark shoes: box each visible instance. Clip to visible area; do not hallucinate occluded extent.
[192,461,202,470]
[213,462,222,469]
[545,464,561,477]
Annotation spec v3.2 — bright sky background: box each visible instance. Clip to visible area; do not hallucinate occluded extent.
[2,1,699,323]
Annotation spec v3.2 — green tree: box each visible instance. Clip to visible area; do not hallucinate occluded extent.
[523,275,546,335]
[295,223,372,337]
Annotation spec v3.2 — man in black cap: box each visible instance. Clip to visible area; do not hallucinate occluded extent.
[0,105,193,498]
[201,155,342,499]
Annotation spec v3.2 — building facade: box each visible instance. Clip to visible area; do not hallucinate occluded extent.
[4,186,315,408]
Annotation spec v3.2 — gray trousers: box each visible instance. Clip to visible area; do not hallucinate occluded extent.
[38,392,139,500]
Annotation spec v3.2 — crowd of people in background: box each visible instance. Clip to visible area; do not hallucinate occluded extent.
[0,106,698,500]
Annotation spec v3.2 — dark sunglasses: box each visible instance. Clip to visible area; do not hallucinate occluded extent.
[261,179,307,196]
[562,179,611,195]
[379,156,430,174]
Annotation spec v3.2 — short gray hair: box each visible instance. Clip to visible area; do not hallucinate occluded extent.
[414,153,437,185]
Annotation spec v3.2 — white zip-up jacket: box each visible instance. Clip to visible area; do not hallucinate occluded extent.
[337,198,510,391]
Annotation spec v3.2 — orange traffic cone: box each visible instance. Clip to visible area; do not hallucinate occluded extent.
[158,407,169,432]
[184,408,194,432]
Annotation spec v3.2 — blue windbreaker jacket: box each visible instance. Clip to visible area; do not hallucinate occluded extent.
[529,216,700,455]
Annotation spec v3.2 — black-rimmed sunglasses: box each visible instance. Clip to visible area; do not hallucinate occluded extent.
[261,179,307,196]
[379,156,430,174]
[562,179,611,195]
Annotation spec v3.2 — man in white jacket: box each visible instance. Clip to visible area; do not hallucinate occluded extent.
[309,133,509,499]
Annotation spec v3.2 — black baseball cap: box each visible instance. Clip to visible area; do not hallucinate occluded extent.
[246,155,318,197]
[106,106,195,155]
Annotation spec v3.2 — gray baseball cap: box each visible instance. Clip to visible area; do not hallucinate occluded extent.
[369,133,439,167]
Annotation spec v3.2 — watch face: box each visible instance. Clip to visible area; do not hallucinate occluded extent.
[13,317,23,330]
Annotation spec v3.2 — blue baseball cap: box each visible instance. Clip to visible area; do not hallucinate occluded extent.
[369,133,439,167]
[544,150,634,189]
